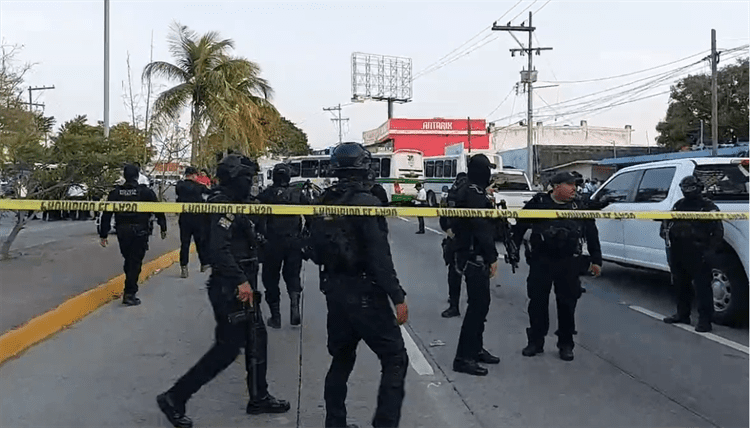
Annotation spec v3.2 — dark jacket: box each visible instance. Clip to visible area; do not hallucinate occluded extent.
[257,184,309,238]
[176,179,209,203]
[511,192,602,266]
[206,188,260,289]
[316,180,405,305]
[99,180,166,238]
[661,197,724,249]
[451,183,499,265]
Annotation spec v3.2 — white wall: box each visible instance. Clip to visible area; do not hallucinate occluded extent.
[491,121,640,152]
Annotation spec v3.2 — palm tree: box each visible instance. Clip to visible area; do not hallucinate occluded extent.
[143,22,276,164]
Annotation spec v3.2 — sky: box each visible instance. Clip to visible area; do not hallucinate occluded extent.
[1,0,748,152]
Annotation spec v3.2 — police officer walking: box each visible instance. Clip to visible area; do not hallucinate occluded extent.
[306,142,409,428]
[661,175,723,333]
[99,164,167,306]
[257,163,309,328]
[448,155,500,376]
[157,155,289,428]
[511,171,602,361]
[439,172,468,318]
[176,166,211,278]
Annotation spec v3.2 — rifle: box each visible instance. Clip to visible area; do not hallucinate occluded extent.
[227,292,261,401]
[497,200,520,273]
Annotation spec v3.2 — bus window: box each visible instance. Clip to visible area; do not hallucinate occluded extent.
[444,159,453,177]
[301,160,318,178]
[370,158,381,178]
[435,160,444,177]
[319,160,330,177]
[425,161,434,178]
[267,170,273,180]
[452,159,457,177]
[289,162,301,178]
[381,158,391,178]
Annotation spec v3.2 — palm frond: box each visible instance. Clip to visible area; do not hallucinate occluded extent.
[142,61,190,83]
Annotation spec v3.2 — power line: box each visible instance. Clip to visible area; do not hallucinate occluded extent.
[510,0,538,23]
[532,0,552,15]
[486,86,516,118]
[412,0,524,80]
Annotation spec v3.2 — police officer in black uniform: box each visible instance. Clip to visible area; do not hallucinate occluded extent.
[157,155,289,428]
[176,166,211,278]
[511,171,602,362]
[307,142,409,428]
[257,163,309,328]
[449,155,500,376]
[439,172,468,318]
[661,175,723,333]
[99,164,167,306]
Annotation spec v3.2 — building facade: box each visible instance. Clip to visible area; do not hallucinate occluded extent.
[490,120,639,152]
[363,118,489,156]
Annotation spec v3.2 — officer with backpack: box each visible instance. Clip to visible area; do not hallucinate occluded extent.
[306,142,409,428]
[439,172,468,318]
[447,155,501,376]
[257,163,310,328]
[99,164,167,306]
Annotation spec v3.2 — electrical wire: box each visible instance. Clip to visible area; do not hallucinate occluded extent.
[510,0,538,23]
[486,86,516,118]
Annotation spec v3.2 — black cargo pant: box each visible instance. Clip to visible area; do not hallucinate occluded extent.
[262,236,303,306]
[455,261,490,360]
[526,255,582,349]
[668,245,714,322]
[178,213,208,267]
[169,264,269,404]
[324,278,408,428]
[447,260,462,305]
[116,224,150,297]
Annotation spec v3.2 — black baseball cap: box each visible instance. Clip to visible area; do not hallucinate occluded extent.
[185,166,198,176]
[550,171,582,185]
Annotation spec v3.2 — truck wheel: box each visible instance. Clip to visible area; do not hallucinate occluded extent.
[427,191,437,207]
[710,250,748,326]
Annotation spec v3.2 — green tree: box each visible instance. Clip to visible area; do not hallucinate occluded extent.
[143,22,277,165]
[265,116,311,157]
[656,58,749,150]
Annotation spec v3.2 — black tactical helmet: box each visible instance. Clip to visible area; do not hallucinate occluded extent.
[272,163,292,184]
[330,142,371,174]
[679,175,704,197]
[216,154,258,181]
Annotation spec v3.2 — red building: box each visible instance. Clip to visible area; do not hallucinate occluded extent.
[363,118,489,156]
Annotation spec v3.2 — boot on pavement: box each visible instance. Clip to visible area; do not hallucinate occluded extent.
[122,294,141,306]
[477,348,500,364]
[200,264,210,273]
[695,319,712,333]
[441,303,460,318]
[290,292,302,326]
[157,392,193,428]
[246,393,291,414]
[558,345,575,361]
[452,358,488,376]
[522,328,544,357]
[267,302,281,329]
[180,266,189,278]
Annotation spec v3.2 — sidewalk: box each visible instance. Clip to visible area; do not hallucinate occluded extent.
[0,215,182,333]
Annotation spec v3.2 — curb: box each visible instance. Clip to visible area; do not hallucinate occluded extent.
[0,245,193,366]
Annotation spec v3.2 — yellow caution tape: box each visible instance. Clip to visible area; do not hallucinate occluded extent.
[0,199,747,220]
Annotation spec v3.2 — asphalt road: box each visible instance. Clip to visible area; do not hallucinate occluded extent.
[0,216,747,427]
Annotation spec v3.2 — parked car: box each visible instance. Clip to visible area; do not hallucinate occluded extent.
[589,157,749,325]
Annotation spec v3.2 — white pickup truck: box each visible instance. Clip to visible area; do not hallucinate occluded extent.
[489,170,537,209]
[589,157,749,325]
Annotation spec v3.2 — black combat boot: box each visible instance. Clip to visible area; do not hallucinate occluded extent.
[477,348,500,364]
[522,328,544,357]
[453,358,488,376]
[157,391,193,428]
[289,292,301,326]
[695,319,712,333]
[122,294,141,306]
[441,303,460,318]
[267,302,281,329]
[558,345,574,361]
[246,393,291,415]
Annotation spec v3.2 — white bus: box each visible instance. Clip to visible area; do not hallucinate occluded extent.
[280,149,424,204]
[422,152,503,206]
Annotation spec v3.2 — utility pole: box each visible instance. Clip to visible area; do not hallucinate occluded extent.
[27,85,55,112]
[104,0,111,138]
[467,116,472,153]
[711,29,719,156]
[323,104,349,144]
[493,12,551,184]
